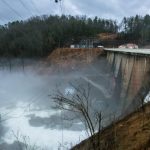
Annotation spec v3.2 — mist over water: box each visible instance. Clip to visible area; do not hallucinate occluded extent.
[0,58,120,149]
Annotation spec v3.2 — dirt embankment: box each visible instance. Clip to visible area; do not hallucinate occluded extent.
[72,103,150,150]
[47,48,104,71]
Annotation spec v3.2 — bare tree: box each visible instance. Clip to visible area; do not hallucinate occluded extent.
[11,130,44,150]
[51,84,103,149]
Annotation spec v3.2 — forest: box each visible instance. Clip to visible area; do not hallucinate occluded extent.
[0,14,150,57]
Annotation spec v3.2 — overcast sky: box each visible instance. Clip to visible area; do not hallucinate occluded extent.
[0,0,150,24]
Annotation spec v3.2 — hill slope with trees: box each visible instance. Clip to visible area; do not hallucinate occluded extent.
[0,15,117,57]
[0,14,150,57]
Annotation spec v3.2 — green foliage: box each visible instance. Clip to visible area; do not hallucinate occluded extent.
[0,15,117,57]
[120,14,150,44]
[1,14,150,57]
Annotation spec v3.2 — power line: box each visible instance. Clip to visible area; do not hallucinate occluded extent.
[30,0,41,14]
[54,0,64,15]
[18,0,34,16]
[0,17,6,23]
[1,0,23,19]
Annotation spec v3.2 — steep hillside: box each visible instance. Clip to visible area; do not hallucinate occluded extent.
[98,33,118,40]
[72,103,150,150]
[47,48,104,71]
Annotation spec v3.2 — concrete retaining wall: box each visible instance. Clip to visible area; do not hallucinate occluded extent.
[107,52,150,111]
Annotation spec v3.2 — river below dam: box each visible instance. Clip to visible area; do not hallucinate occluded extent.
[0,58,123,149]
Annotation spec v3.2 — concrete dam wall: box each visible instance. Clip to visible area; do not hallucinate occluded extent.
[107,51,150,111]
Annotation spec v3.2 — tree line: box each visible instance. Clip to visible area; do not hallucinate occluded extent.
[0,15,117,57]
[0,14,150,57]
[119,14,150,45]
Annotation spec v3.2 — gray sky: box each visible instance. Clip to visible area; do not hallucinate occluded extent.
[0,0,150,24]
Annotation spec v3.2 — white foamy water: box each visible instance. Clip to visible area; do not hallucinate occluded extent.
[144,91,150,103]
[1,101,86,149]
[0,68,88,149]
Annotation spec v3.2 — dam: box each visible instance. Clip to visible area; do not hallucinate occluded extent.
[105,48,150,112]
